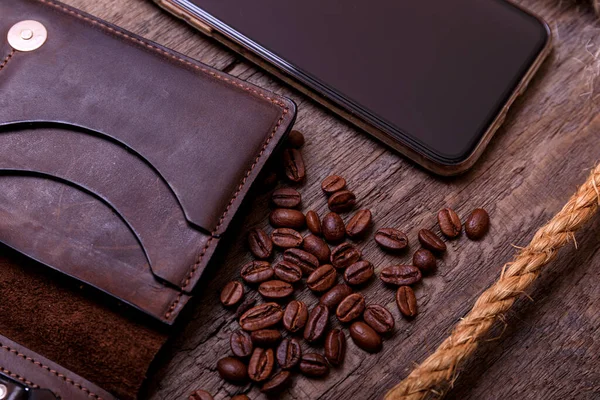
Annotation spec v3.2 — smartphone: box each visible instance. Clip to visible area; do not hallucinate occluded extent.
[155,0,551,175]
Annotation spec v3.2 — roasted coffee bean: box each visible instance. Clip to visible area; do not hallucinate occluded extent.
[287,130,305,148]
[328,190,356,213]
[330,242,362,269]
[189,390,214,400]
[258,280,294,300]
[336,293,365,323]
[283,248,319,276]
[320,284,353,309]
[269,208,306,229]
[322,212,346,243]
[251,329,282,347]
[380,265,422,286]
[231,395,249,400]
[346,209,372,238]
[306,264,337,292]
[259,170,278,192]
[465,208,490,240]
[221,281,244,307]
[217,357,247,383]
[374,228,409,252]
[273,260,303,283]
[299,353,330,378]
[344,261,374,285]
[437,208,462,238]
[276,337,302,369]
[349,321,382,353]
[283,148,306,183]
[230,330,253,358]
[248,228,273,260]
[302,234,331,264]
[235,297,257,320]
[271,228,303,249]
[396,286,418,318]
[324,329,346,366]
[321,175,346,195]
[261,370,292,394]
[239,303,283,331]
[248,347,274,382]
[413,249,436,272]
[363,304,395,334]
[283,300,308,333]
[304,304,329,342]
[418,229,447,253]
[306,210,322,235]
[271,188,302,208]
[240,261,273,285]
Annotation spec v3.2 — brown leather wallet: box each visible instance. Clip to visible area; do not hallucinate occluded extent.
[0,0,296,398]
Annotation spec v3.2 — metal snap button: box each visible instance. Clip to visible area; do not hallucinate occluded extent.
[7,20,47,52]
[0,383,7,400]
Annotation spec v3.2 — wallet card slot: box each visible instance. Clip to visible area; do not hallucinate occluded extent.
[0,125,212,290]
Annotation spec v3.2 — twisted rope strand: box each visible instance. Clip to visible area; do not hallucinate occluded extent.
[385,164,600,400]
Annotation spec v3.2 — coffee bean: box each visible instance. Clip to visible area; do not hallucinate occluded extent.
[235,297,257,319]
[283,248,319,276]
[258,280,294,300]
[343,261,374,285]
[418,229,447,253]
[349,321,382,353]
[276,337,302,369]
[304,304,329,342]
[261,370,292,394]
[330,242,361,269]
[465,208,490,240]
[320,284,353,309]
[248,347,274,382]
[336,293,365,323]
[328,190,356,213]
[306,210,322,235]
[221,281,244,307]
[283,300,308,333]
[380,265,422,286]
[217,357,247,383]
[324,329,346,366]
[283,148,306,183]
[346,209,372,238]
[396,286,418,318]
[321,175,346,195]
[247,228,273,260]
[302,234,331,264]
[269,208,306,229]
[239,303,283,331]
[413,249,436,272]
[251,329,282,347]
[299,353,330,378]
[287,130,305,148]
[240,261,273,285]
[189,390,213,400]
[437,208,462,238]
[374,228,409,252]
[273,260,303,283]
[322,212,346,243]
[259,170,278,192]
[271,228,303,249]
[271,188,302,208]
[363,305,395,334]
[306,264,337,292]
[230,330,253,358]
[231,395,249,400]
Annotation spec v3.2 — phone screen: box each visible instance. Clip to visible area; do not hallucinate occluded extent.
[182,0,549,163]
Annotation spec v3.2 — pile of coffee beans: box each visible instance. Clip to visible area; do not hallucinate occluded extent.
[192,130,490,399]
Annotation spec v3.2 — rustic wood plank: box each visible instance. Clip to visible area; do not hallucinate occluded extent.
[60,0,600,399]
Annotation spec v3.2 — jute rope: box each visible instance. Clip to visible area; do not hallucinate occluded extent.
[385,164,600,400]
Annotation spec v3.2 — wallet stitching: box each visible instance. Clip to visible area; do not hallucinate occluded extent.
[0,49,15,72]
[0,343,103,399]
[36,0,291,320]
[0,365,40,388]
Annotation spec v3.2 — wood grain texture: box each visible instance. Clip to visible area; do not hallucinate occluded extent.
[60,0,600,399]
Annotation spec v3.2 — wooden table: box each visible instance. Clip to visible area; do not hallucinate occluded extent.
[63,1,600,399]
